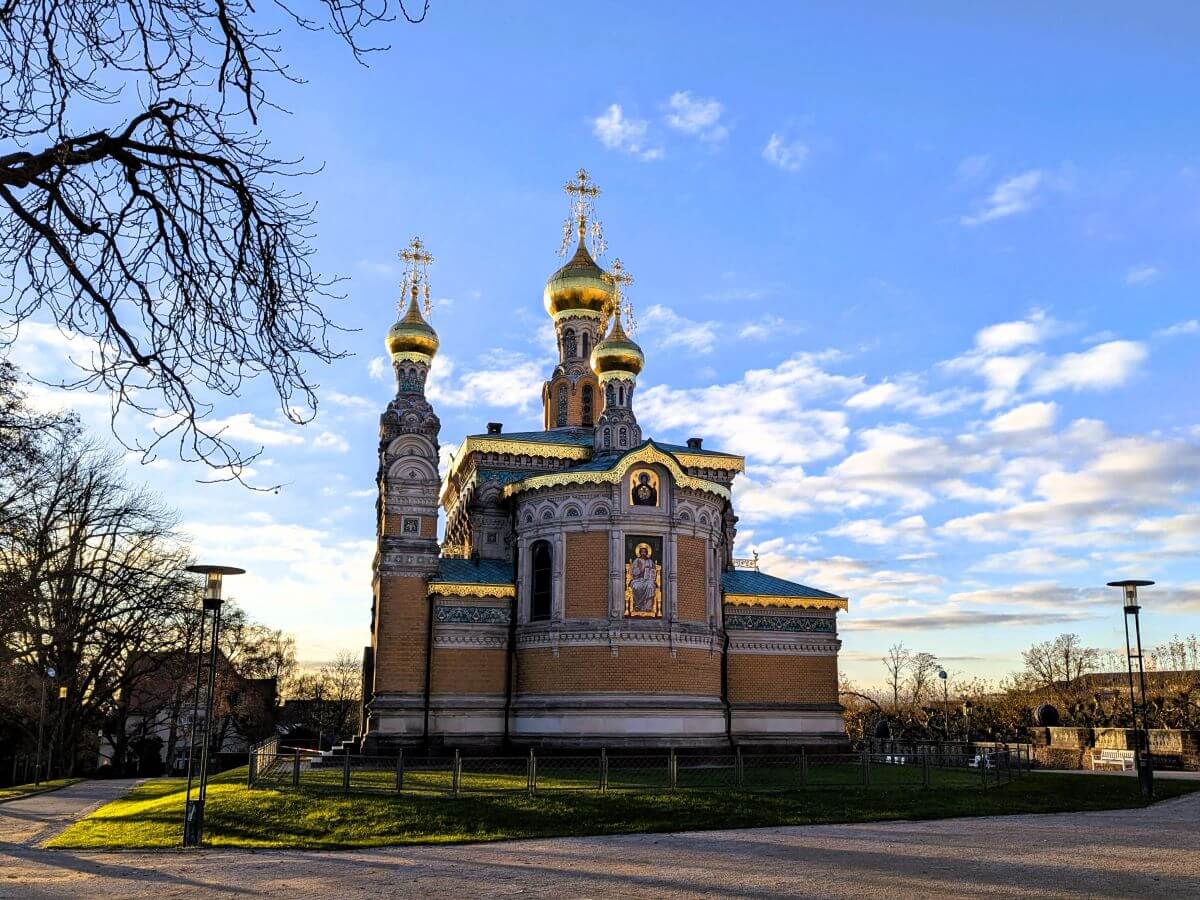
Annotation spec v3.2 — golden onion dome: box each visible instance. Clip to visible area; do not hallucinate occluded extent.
[386,290,439,361]
[590,311,644,379]
[543,237,614,320]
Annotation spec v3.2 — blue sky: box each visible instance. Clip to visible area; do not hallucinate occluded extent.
[13,2,1200,687]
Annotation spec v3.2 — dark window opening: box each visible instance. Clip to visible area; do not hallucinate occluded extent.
[582,385,594,427]
[530,540,553,621]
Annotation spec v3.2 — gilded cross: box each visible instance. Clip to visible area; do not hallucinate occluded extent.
[603,258,636,333]
[398,236,435,315]
[560,168,606,257]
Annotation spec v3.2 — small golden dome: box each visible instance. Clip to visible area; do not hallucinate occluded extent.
[590,311,644,379]
[386,290,439,360]
[544,238,614,320]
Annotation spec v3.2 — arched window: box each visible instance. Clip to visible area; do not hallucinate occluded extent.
[605,382,616,406]
[581,385,594,426]
[563,328,577,359]
[619,426,628,446]
[530,540,552,622]
[556,385,568,427]
[603,427,611,449]
[618,385,625,406]
[582,332,590,358]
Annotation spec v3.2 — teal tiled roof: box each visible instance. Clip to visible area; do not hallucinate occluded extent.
[657,442,741,459]
[467,428,594,446]
[430,558,514,585]
[721,569,844,600]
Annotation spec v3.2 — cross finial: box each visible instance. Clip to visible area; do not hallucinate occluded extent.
[398,236,435,316]
[560,168,606,258]
[602,258,636,333]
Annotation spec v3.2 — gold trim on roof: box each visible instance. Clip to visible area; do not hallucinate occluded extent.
[429,582,515,598]
[503,442,731,501]
[389,350,433,364]
[458,436,591,461]
[675,451,745,472]
[724,594,849,611]
[552,307,605,323]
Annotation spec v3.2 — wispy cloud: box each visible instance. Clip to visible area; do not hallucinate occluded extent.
[664,91,728,142]
[592,104,663,161]
[1156,320,1198,338]
[639,304,719,354]
[763,133,809,172]
[961,169,1044,225]
[1125,264,1159,286]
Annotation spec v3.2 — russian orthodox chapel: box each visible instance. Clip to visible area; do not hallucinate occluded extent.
[362,171,848,750]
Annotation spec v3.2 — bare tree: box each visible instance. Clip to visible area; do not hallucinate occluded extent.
[907,652,941,709]
[286,650,361,738]
[883,642,911,712]
[0,1,428,483]
[1022,633,1101,705]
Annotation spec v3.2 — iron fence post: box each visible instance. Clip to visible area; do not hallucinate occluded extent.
[922,746,930,789]
[342,750,351,796]
[668,749,677,791]
[531,748,538,796]
[861,749,870,786]
[248,747,256,788]
[292,748,300,788]
[395,750,404,793]
[980,748,987,789]
[452,749,461,798]
[799,747,808,787]
[736,746,744,789]
[600,748,607,793]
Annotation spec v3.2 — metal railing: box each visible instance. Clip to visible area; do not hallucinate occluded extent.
[248,744,1029,797]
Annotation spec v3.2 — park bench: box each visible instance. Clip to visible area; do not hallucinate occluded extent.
[1090,748,1136,771]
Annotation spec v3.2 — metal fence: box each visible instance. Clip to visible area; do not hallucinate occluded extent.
[248,744,1028,797]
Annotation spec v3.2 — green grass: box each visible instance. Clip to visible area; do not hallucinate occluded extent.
[47,764,1200,851]
[0,777,83,803]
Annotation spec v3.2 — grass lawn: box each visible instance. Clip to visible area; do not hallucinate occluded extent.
[48,765,1200,851]
[0,777,83,803]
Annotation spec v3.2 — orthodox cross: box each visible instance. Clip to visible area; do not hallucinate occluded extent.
[603,258,636,334]
[560,167,606,258]
[398,236,435,316]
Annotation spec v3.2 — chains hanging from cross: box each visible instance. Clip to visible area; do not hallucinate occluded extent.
[398,236,435,316]
[560,167,606,258]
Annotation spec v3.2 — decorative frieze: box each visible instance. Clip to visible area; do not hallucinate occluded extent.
[434,604,512,625]
[725,613,835,634]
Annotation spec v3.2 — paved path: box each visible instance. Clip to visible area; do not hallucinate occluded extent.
[0,779,141,847]
[3,786,1199,898]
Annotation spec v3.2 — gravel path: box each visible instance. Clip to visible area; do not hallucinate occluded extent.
[2,785,1198,898]
[0,779,142,847]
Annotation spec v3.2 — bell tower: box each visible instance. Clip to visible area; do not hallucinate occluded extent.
[541,169,610,430]
[591,259,644,455]
[365,237,443,745]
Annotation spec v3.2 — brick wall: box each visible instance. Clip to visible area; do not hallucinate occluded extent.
[676,536,708,623]
[728,654,838,704]
[381,513,435,538]
[565,531,609,619]
[372,575,430,694]
[543,372,601,428]
[431,648,507,695]
[518,646,720,695]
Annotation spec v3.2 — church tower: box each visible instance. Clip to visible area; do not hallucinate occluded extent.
[541,170,611,430]
[365,237,443,744]
[590,258,644,455]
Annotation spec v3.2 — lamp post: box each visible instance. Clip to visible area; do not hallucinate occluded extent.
[182,564,244,847]
[34,666,55,785]
[938,669,949,739]
[1108,579,1154,799]
[962,699,974,743]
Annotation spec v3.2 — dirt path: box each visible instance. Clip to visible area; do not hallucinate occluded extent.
[3,786,1199,898]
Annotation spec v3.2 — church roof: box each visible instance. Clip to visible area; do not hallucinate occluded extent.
[466,428,594,446]
[722,569,848,611]
[430,557,515,586]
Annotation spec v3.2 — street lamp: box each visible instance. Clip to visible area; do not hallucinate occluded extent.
[938,669,949,740]
[182,564,244,847]
[34,666,56,785]
[1108,579,1154,799]
[962,699,974,742]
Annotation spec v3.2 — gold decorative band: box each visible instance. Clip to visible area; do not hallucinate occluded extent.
[389,351,433,364]
[724,594,848,611]
[429,582,516,598]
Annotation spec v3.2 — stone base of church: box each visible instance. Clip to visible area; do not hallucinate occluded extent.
[510,693,729,748]
[729,703,847,746]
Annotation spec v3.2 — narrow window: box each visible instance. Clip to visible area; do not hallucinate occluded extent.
[603,427,611,449]
[618,385,625,406]
[619,426,628,446]
[530,540,552,621]
[605,382,616,406]
[582,332,590,358]
[563,328,577,359]
[556,385,568,427]
[581,385,594,427]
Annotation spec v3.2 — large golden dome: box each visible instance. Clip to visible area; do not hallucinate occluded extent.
[590,311,644,379]
[386,290,439,361]
[543,237,614,320]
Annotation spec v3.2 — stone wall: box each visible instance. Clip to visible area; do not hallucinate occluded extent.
[1028,725,1200,770]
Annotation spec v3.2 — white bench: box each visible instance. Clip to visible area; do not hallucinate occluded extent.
[1090,748,1136,771]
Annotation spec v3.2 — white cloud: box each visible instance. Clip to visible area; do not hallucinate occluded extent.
[201,413,304,447]
[313,431,350,453]
[664,91,728,142]
[845,377,975,418]
[639,305,718,354]
[956,154,992,181]
[368,356,390,381]
[961,170,1044,225]
[427,350,544,412]
[738,315,795,340]
[970,548,1087,574]
[974,309,1056,353]
[762,133,809,172]
[1156,320,1198,338]
[1031,340,1146,393]
[1125,265,1159,286]
[592,105,663,161]
[326,391,375,411]
[826,515,929,546]
[987,401,1057,434]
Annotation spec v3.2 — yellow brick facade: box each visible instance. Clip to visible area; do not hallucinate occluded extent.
[517,646,720,695]
[676,535,708,623]
[431,648,507,695]
[565,531,609,619]
[372,576,430,694]
[728,654,838,704]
